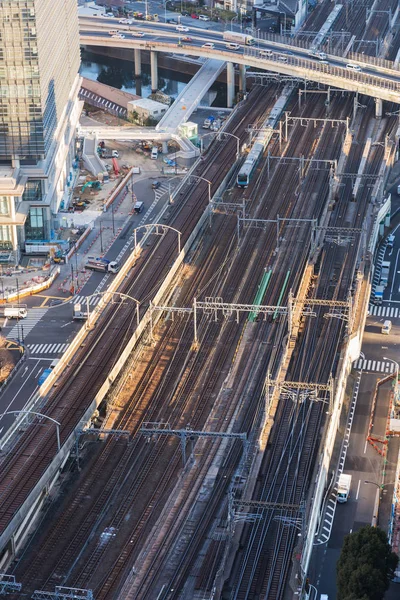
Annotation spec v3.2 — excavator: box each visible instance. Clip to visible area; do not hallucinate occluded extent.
[80,180,101,194]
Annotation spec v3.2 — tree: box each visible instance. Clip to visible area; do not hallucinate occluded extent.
[336,525,398,600]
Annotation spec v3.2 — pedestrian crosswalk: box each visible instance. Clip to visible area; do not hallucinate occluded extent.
[28,342,70,355]
[155,183,170,201]
[368,304,399,318]
[353,359,395,373]
[72,295,100,307]
[6,309,48,340]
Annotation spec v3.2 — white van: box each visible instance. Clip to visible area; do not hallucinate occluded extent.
[259,49,273,58]
[199,14,210,21]
[226,42,240,50]
[382,320,392,334]
[4,306,27,319]
[151,146,158,160]
[346,63,362,72]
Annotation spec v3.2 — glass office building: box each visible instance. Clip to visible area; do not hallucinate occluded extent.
[0,0,82,263]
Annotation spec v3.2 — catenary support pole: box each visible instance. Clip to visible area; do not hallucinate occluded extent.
[227,62,235,108]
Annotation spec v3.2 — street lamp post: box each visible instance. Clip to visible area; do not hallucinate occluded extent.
[201,131,240,161]
[189,175,212,225]
[0,411,61,452]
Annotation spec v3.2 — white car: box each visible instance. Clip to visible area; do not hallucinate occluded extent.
[132,31,145,37]
[202,42,215,49]
[112,34,125,38]
[176,25,189,32]
[119,19,128,24]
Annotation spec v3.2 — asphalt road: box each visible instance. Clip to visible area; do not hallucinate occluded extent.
[309,224,400,598]
[79,15,400,86]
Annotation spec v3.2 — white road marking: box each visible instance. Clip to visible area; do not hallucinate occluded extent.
[356,479,361,500]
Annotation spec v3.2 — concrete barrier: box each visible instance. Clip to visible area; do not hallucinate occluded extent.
[0,267,60,304]
[66,224,93,261]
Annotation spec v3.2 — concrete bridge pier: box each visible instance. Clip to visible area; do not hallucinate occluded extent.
[151,51,158,93]
[239,64,246,93]
[375,98,383,118]
[134,49,141,78]
[227,62,235,108]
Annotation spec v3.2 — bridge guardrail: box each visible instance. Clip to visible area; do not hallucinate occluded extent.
[81,35,400,100]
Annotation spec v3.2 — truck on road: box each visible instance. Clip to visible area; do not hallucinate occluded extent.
[202,115,215,129]
[337,473,352,503]
[85,258,120,274]
[4,306,27,319]
[223,31,255,45]
[380,260,391,287]
[73,303,88,320]
[372,285,384,305]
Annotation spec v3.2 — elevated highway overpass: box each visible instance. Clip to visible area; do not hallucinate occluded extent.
[79,16,400,112]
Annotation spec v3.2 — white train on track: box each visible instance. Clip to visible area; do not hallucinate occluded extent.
[237,86,293,188]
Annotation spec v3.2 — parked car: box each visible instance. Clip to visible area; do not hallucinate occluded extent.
[182,11,190,16]
[191,13,199,19]
[167,18,178,24]
[152,181,161,189]
[199,14,210,21]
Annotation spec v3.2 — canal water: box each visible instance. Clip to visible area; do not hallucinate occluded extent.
[81,49,227,106]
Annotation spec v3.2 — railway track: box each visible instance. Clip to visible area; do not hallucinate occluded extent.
[5,4,397,592]
[5,88,284,596]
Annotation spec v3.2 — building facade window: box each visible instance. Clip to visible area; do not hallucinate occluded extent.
[25,206,45,240]
[22,179,42,202]
[0,224,12,249]
[0,196,10,216]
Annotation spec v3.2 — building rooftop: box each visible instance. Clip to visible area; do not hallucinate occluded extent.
[0,167,25,197]
[128,98,168,111]
[81,78,139,110]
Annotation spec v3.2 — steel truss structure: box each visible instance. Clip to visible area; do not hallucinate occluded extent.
[0,574,21,595]
[237,214,317,251]
[74,428,130,468]
[284,113,350,139]
[209,197,246,216]
[150,289,353,346]
[266,375,334,413]
[31,587,93,600]
[316,224,363,246]
[140,423,246,466]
